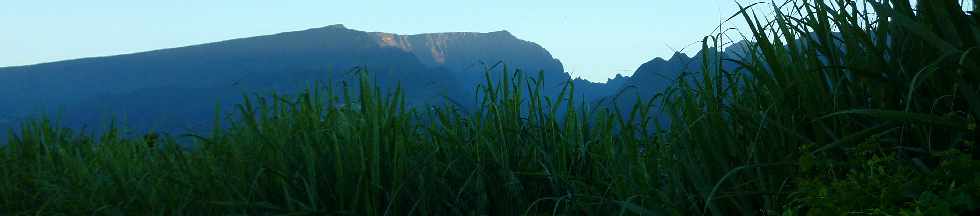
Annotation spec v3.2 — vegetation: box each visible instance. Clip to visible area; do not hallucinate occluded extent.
[1,0,978,215]
[661,0,979,214]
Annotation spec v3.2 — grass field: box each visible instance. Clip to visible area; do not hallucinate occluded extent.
[2,0,979,215]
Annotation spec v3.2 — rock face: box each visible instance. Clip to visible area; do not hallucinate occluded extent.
[0,25,566,135]
[368,30,567,84]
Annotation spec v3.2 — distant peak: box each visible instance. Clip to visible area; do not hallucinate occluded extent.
[669,52,690,61]
[321,24,347,29]
[285,24,352,36]
[490,30,516,37]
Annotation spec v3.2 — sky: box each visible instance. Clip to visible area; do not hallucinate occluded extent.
[0,0,750,82]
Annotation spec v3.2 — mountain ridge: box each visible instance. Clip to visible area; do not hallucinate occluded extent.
[0,25,578,136]
[0,24,748,136]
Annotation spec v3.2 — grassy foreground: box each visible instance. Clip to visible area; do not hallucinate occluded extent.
[2,0,979,215]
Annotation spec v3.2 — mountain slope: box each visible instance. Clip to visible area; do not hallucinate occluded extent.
[587,41,753,127]
[0,25,564,135]
[0,24,751,136]
[369,30,567,85]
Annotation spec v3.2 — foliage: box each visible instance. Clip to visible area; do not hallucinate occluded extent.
[658,0,980,214]
[1,0,978,215]
[0,69,671,215]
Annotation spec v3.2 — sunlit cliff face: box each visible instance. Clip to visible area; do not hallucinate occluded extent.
[380,34,398,46]
[366,30,561,76]
[372,32,447,64]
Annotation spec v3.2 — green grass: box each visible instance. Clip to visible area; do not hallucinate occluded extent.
[659,0,980,214]
[1,0,979,215]
[0,69,668,215]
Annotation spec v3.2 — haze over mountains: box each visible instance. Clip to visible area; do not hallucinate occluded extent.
[0,25,744,136]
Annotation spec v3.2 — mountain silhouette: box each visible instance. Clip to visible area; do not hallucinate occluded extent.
[0,25,569,135]
[589,41,754,127]
[0,25,749,136]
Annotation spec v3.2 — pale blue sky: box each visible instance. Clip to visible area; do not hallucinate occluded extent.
[0,0,748,82]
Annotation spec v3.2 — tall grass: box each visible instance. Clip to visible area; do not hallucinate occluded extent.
[0,69,670,214]
[1,0,978,214]
[660,0,979,214]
